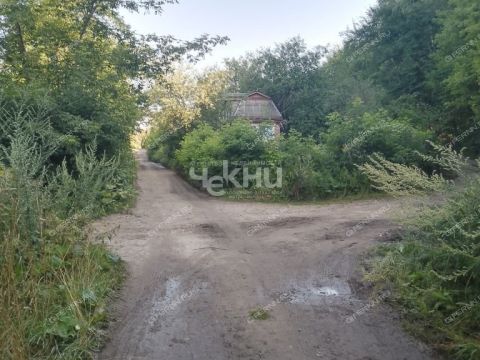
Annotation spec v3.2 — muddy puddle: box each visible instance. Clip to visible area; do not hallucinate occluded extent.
[275,278,352,306]
[147,278,207,330]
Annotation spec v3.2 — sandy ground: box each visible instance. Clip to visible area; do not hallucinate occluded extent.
[95,150,433,360]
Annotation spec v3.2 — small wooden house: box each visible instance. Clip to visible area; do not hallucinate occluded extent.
[225,92,284,137]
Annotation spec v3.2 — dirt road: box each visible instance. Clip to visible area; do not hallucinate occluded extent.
[97,151,432,360]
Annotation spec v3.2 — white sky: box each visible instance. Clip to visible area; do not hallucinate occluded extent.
[121,0,378,67]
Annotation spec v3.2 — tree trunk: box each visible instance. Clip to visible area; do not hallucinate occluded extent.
[15,22,29,81]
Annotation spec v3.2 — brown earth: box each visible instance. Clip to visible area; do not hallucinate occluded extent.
[96,150,433,360]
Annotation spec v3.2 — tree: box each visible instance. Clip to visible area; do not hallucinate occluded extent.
[145,67,230,166]
[225,38,327,136]
[148,67,230,131]
[316,48,386,122]
[0,0,228,163]
[343,0,449,101]
[430,0,480,155]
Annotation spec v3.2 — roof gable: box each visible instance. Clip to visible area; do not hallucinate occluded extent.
[232,92,283,122]
[247,91,271,100]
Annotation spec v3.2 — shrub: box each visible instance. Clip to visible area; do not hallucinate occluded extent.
[173,121,373,199]
[220,120,266,163]
[175,123,225,177]
[146,124,188,168]
[362,146,480,359]
[161,112,432,200]
[323,110,432,166]
[0,105,128,359]
[175,120,272,185]
[278,131,322,199]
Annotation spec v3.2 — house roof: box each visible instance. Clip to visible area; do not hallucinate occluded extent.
[232,92,283,122]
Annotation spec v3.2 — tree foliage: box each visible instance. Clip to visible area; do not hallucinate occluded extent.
[0,1,228,358]
[225,38,327,136]
[0,0,228,162]
[430,0,480,152]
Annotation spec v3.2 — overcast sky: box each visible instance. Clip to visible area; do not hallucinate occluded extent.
[121,0,378,68]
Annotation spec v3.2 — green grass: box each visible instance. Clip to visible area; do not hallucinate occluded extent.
[365,175,480,360]
[222,187,390,205]
[1,238,125,359]
[248,308,270,321]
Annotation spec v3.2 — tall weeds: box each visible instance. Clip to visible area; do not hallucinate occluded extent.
[360,143,480,359]
[0,105,132,359]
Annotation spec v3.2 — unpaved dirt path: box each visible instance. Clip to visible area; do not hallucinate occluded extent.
[97,150,432,360]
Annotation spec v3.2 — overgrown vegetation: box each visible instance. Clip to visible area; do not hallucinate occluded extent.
[0,0,227,358]
[147,0,480,199]
[2,0,480,357]
[148,110,431,200]
[360,148,480,359]
[0,107,131,359]
[143,0,480,357]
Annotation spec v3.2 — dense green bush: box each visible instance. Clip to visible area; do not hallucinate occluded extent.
[220,121,267,163]
[277,131,326,199]
[0,106,133,359]
[175,123,225,176]
[49,145,136,218]
[145,122,189,169]
[322,110,432,165]
[362,150,480,359]
[149,113,432,200]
